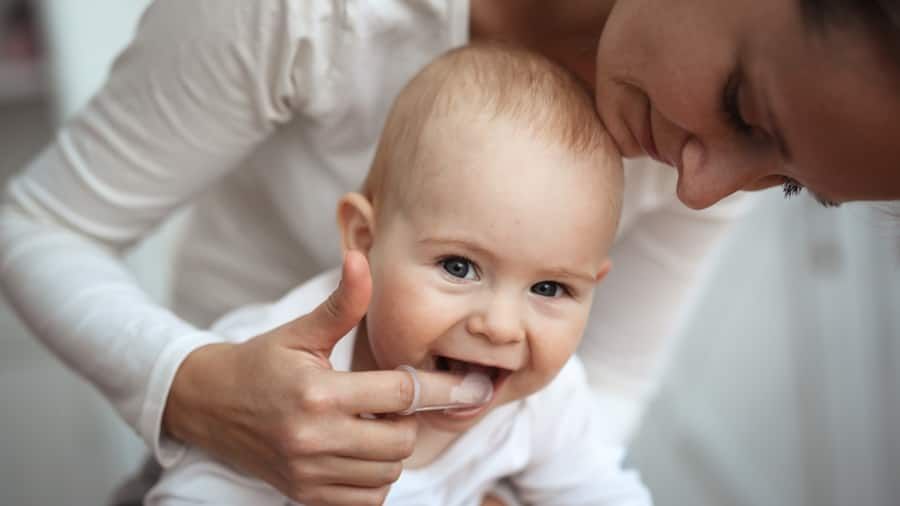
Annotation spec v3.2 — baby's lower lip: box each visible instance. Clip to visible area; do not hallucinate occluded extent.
[443,388,494,418]
[443,404,487,418]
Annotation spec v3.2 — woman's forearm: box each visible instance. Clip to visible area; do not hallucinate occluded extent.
[0,200,222,464]
[0,0,328,462]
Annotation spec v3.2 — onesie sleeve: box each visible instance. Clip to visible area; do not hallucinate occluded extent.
[512,359,654,506]
[579,187,749,443]
[0,0,342,466]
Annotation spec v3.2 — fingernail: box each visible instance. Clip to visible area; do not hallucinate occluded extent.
[450,372,493,405]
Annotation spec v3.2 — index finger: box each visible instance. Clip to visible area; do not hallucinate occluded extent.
[331,368,493,415]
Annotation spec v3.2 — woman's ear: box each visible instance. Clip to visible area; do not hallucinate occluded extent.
[336,192,376,255]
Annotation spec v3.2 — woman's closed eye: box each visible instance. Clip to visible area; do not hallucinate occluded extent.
[440,256,479,280]
[722,70,770,145]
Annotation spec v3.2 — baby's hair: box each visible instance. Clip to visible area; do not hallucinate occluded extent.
[363,43,614,209]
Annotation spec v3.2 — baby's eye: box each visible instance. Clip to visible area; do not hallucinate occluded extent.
[441,256,478,280]
[531,281,565,298]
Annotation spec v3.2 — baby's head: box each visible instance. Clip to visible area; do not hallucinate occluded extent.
[337,44,623,432]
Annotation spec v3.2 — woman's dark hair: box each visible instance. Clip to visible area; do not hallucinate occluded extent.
[801,0,900,64]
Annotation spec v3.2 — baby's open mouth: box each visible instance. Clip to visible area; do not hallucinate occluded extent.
[433,355,511,387]
[418,355,515,418]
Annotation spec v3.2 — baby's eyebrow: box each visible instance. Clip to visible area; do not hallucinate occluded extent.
[419,237,598,283]
[539,266,598,284]
[417,237,495,259]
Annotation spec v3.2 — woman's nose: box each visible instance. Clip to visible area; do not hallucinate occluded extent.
[676,137,777,209]
[466,296,526,345]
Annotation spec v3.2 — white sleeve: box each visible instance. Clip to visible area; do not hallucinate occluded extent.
[0,0,340,466]
[579,189,749,443]
[512,359,653,506]
[145,448,285,506]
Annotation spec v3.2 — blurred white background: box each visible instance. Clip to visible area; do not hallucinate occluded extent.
[0,1,897,505]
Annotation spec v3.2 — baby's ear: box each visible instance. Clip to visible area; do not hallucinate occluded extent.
[336,192,376,255]
[594,259,613,284]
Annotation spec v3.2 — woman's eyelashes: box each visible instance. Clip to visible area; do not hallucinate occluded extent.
[781,177,841,208]
[782,177,803,199]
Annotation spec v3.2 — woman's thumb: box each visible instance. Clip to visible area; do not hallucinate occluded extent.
[286,251,372,354]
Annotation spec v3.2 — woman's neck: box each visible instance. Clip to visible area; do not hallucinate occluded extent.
[469,0,617,87]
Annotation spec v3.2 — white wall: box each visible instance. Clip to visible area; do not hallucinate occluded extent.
[40,0,153,122]
[631,193,900,506]
[1,2,157,505]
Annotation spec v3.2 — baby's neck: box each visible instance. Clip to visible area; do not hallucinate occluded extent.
[351,323,461,469]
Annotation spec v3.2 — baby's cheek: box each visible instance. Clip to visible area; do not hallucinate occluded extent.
[367,310,427,368]
[367,282,444,368]
[533,320,584,369]
[531,342,577,379]
[367,330,407,368]
[366,303,408,368]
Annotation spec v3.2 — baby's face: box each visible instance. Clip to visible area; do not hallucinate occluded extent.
[363,117,619,433]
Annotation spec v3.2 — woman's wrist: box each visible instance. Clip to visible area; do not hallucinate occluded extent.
[162,342,237,447]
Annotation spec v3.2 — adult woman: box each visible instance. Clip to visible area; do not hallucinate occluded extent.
[0,1,897,505]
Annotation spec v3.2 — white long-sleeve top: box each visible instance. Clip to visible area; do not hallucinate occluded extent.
[147,268,653,506]
[0,0,745,467]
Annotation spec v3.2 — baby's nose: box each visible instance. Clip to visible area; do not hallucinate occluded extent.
[467,296,525,345]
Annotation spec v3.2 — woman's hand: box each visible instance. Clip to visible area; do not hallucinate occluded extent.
[163,252,473,505]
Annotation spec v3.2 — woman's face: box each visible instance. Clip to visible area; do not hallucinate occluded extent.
[594,0,900,208]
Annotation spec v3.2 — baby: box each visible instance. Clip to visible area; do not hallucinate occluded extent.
[147,44,651,505]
